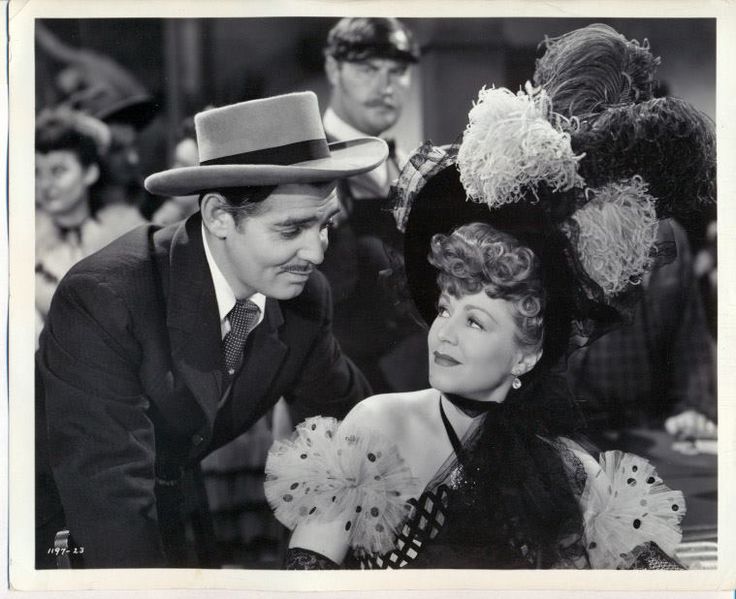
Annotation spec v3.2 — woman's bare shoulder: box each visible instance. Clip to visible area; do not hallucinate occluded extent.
[342,389,437,436]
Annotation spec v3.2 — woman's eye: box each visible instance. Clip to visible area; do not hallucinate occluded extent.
[437,306,449,317]
[467,318,484,330]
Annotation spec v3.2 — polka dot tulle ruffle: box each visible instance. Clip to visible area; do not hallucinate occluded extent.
[580,450,686,569]
[264,417,422,556]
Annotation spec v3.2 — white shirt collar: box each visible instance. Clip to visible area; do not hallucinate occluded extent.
[201,223,266,337]
[323,107,369,142]
[323,107,392,198]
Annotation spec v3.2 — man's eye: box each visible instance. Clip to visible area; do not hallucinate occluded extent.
[320,220,336,231]
[280,228,301,240]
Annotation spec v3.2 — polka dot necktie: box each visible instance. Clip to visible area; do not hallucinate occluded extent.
[222,299,261,378]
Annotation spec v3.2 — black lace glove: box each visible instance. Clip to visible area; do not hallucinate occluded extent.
[628,542,685,570]
[285,547,340,570]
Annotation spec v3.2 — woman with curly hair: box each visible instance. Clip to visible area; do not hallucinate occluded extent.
[262,50,714,566]
[35,108,145,344]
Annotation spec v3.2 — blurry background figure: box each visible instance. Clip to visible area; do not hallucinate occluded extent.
[693,219,717,339]
[565,221,716,441]
[35,22,161,218]
[199,400,293,568]
[35,108,146,347]
[151,114,201,226]
[320,17,428,393]
[532,23,716,444]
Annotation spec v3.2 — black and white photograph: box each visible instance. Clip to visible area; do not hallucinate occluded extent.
[7,0,734,593]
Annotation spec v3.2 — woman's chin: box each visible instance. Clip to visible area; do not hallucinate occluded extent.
[429,372,466,397]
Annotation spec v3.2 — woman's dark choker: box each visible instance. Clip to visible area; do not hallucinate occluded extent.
[442,393,502,418]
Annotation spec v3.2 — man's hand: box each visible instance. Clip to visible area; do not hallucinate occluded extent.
[664,409,717,439]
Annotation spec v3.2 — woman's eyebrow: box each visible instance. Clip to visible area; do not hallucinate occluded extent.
[464,303,499,324]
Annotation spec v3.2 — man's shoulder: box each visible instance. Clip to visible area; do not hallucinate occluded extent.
[67,224,155,275]
[61,222,177,301]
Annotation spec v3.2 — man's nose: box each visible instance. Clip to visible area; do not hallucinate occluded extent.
[376,69,394,93]
[298,228,326,265]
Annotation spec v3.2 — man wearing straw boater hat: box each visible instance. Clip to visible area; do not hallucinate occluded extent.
[36,92,386,568]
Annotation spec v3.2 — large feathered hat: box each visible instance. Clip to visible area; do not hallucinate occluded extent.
[391,80,714,364]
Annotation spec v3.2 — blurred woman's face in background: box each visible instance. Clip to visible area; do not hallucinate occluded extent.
[35,150,98,220]
[173,137,198,169]
[428,290,527,404]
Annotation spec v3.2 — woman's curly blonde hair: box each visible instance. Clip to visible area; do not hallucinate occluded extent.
[429,222,545,352]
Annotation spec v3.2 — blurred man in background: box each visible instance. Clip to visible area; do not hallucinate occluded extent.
[320,17,428,393]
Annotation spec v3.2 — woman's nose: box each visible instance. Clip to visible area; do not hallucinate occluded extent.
[37,175,52,192]
[436,318,458,345]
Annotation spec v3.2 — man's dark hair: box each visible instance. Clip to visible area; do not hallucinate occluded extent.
[324,17,420,64]
[199,186,276,225]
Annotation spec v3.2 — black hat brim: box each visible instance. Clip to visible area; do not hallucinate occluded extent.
[403,165,587,366]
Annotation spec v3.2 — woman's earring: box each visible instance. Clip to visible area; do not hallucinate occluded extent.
[512,376,522,390]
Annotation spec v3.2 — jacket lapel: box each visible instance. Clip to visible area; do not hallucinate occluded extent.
[163,214,223,428]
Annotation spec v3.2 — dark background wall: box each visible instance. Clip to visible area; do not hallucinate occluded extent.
[37,17,715,172]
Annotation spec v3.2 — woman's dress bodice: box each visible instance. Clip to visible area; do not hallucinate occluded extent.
[265,414,685,570]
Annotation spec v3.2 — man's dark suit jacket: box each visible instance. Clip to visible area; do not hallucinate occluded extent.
[36,213,370,568]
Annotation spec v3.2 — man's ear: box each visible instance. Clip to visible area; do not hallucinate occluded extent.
[200,192,234,239]
[82,163,100,187]
[325,55,341,86]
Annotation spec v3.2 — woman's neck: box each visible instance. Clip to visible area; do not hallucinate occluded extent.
[439,393,489,442]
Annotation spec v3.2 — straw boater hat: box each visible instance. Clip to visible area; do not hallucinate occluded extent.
[144,92,388,197]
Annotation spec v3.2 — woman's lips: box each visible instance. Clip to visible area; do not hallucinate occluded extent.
[433,351,460,367]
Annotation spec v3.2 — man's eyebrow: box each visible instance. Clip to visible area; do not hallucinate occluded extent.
[274,208,341,228]
[325,207,341,221]
[273,216,318,227]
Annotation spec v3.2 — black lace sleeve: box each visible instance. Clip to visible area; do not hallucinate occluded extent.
[285,547,340,570]
[628,543,685,570]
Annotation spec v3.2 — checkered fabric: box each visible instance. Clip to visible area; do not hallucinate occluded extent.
[358,485,449,569]
[222,299,260,376]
